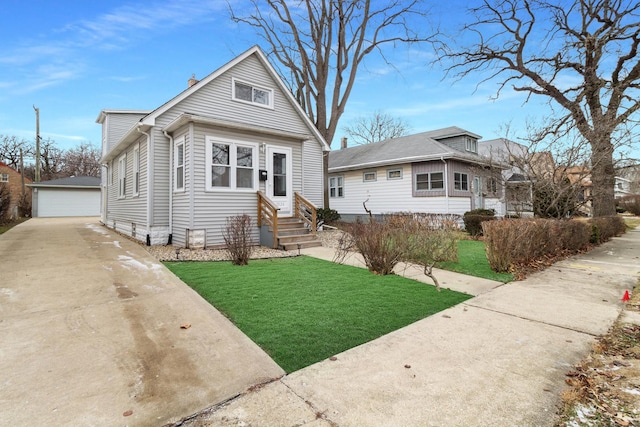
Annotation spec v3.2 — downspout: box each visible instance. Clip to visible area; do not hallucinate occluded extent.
[137,125,152,245]
[441,156,449,214]
[163,130,174,244]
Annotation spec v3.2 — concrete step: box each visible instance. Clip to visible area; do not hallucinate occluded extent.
[278,233,315,244]
[281,239,323,251]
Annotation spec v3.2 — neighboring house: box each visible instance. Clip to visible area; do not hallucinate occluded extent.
[479,138,535,217]
[98,46,329,249]
[616,163,640,197]
[0,162,32,219]
[29,176,101,218]
[328,127,506,221]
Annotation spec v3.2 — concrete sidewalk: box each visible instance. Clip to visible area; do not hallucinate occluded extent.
[0,218,284,427]
[186,227,640,426]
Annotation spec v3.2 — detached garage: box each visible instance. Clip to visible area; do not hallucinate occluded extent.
[29,176,101,217]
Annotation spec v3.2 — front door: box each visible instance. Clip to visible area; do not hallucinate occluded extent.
[266,146,293,216]
[473,176,483,209]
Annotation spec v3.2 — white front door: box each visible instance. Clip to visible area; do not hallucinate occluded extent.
[266,146,293,216]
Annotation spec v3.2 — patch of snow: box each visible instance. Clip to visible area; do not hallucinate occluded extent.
[86,224,109,235]
[623,388,640,395]
[118,255,163,274]
[100,241,121,248]
[0,288,15,299]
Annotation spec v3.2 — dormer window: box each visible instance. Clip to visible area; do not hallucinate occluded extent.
[465,137,478,153]
[232,78,274,109]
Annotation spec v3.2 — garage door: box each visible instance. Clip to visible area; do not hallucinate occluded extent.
[36,188,101,217]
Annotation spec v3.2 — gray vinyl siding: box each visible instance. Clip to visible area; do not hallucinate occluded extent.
[104,113,146,155]
[149,127,170,228]
[170,129,190,246]
[302,139,324,207]
[183,124,305,247]
[412,162,446,197]
[105,135,147,225]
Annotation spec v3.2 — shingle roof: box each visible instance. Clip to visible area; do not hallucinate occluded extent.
[329,127,483,172]
[29,176,101,188]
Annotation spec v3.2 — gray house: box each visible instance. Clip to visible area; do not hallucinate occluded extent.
[29,176,101,218]
[98,46,329,249]
[328,127,507,220]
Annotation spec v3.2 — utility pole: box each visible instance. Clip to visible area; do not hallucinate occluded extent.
[33,105,40,182]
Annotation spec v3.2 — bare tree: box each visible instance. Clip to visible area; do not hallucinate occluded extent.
[440,0,640,217]
[230,0,435,207]
[343,110,411,145]
[61,142,101,177]
[39,138,64,181]
[0,135,33,169]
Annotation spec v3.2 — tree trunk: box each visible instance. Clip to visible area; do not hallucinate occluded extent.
[590,139,616,217]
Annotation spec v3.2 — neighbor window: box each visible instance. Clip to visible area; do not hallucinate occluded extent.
[174,139,184,191]
[232,78,274,109]
[329,176,344,198]
[363,171,377,182]
[387,168,402,180]
[206,137,257,191]
[487,177,498,194]
[133,144,140,196]
[465,137,478,153]
[415,172,444,190]
[454,172,469,191]
[117,154,127,198]
[0,173,8,182]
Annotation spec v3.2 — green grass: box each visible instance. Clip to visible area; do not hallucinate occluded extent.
[437,239,513,283]
[0,218,28,235]
[165,256,472,373]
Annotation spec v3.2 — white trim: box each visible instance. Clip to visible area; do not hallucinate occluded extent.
[205,136,258,192]
[117,153,127,199]
[231,77,274,109]
[266,145,293,215]
[363,171,377,182]
[0,173,8,182]
[329,175,344,198]
[133,143,140,196]
[174,137,185,192]
[386,168,403,180]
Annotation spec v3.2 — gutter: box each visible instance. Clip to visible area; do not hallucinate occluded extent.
[163,130,174,244]
[441,156,450,214]
[137,125,153,245]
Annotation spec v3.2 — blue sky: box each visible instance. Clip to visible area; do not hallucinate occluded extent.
[1,0,637,160]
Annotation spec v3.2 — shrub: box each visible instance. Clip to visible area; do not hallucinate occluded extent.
[335,219,404,275]
[617,195,640,215]
[317,208,341,224]
[0,183,10,224]
[223,214,254,266]
[463,209,495,237]
[483,218,592,272]
[588,216,626,244]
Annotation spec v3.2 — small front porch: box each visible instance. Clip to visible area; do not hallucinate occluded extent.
[257,191,322,251]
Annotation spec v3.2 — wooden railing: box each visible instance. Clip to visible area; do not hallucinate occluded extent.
[257,191,280,248]
[294,192,317,235]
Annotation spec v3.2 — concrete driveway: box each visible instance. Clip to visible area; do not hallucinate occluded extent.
[0,217,284,426]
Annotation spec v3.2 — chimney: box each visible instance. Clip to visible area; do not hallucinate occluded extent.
[341,137,348,149]
[188,74,199,88]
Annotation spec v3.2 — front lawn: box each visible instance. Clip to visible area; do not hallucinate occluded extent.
[438,239,514,283]
[165,256,471,373]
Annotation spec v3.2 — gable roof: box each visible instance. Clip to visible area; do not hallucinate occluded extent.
[329,127,485,173]
[101,45,329,163]
[0,162,33,183]
[28,176,101,189]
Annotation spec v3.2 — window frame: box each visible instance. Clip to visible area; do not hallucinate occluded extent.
[205,136,258,192]
[487,177,498,194]
[329,176,344,198]
[117,153,127,199]
[415,172,444,191]
[387,168,403,180]
[363,171,377,182]
[133,143,140,196]
[174,138,185,192]
[0,173,8,182]
[231,78,274,109]
[465,137,478,153]
[454,172,469,191]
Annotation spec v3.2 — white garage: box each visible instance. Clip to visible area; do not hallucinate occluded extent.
[29,176,101,217]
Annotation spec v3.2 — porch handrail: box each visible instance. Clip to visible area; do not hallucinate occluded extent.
[294,192,317,235]
[257,191,279,248]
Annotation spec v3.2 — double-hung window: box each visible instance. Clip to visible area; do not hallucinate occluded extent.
[465,137,478,153]
[454,172,469,191]
[0,173,8,182]
[416,172,444,190]
[117,154,127,198]
[232,78,274,109]
[133,144,140,196]
[174,138,185,191]
[329,176,344,198]
[206,137,257,191]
